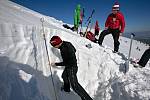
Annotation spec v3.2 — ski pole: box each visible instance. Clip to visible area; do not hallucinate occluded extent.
[125,33,135,73]
[84,9,95,37]
[79,8,85,34]
[128,33,135,61]
[84,20,91,37]
[84,9,95,25]
[40,18,58,100]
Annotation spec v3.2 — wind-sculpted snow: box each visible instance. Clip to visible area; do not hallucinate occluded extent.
[0,0,150,100]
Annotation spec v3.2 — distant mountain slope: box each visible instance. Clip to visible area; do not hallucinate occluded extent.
[123,32,150,44]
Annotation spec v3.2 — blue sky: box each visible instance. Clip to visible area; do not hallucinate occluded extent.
[11,0,150,33]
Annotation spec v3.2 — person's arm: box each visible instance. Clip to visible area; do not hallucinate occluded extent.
[120,13,125,33]
[105,15,111,29]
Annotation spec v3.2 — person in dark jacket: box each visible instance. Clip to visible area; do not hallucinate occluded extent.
[50,36,93,100]
[133,47,150,68]
[98,2,125,53]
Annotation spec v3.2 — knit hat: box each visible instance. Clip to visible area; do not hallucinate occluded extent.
[50,36,62,47]
[112,2,120,11]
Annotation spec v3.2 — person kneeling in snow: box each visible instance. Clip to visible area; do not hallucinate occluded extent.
[133,47,150,68]
[50,36,93,100]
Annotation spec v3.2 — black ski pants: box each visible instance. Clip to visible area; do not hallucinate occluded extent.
[98,28,120,52]
[138,48,150,67]
[62,67,93,100]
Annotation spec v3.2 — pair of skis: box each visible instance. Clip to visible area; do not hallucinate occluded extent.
[84,9,95,37]
[79,9,95,36]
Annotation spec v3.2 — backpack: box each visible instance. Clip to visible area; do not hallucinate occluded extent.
[86,31,96,42]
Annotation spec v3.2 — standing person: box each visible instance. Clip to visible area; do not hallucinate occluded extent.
[98,2,125,53]
[94,20,100,36]
[133,47,150,68]
[74,4,81,31]
[50,36,93,100]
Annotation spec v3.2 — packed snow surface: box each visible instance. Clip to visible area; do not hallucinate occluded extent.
[0,0,149,100]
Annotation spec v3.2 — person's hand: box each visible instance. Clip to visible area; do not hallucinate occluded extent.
[50,63,56,67]
[105,27,108,30]
[119,33,123,36]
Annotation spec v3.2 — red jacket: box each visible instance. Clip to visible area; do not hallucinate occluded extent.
[105,12,125,33]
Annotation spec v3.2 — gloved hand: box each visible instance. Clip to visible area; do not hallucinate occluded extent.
[50,63,56,67]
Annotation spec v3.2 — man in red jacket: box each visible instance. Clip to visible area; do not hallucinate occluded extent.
[98,2,125,53]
